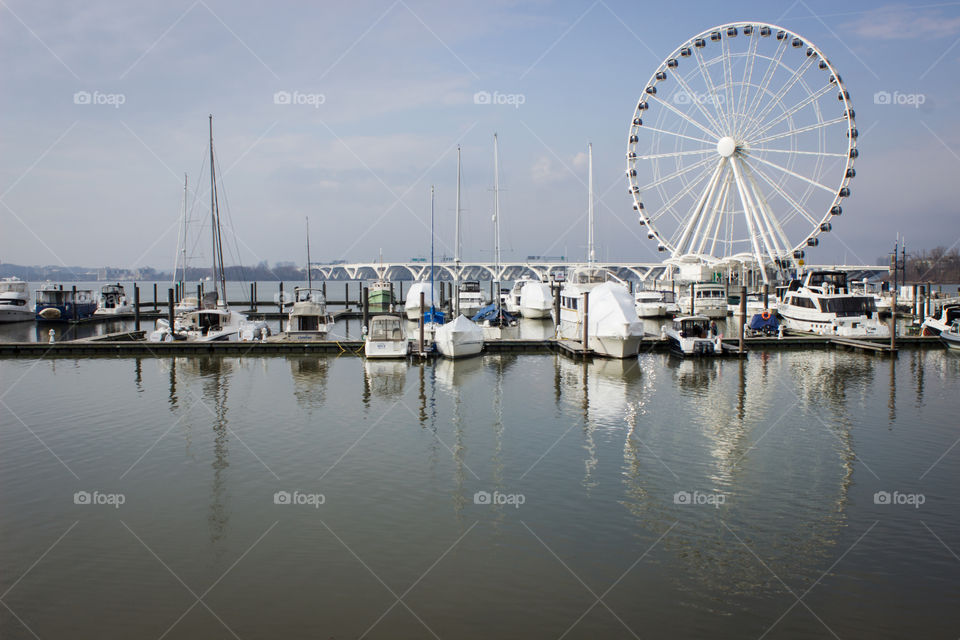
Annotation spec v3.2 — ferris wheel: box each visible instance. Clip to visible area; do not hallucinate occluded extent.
[626,22,857,278]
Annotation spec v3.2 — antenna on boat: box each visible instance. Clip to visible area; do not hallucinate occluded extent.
[587,142,595,266]
[306,216,312,290]
[493,133,501,318]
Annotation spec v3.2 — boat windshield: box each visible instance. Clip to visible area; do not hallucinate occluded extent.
[370,317,403,341]
[945,307,960,323]
[807,271,848,290]
[460,282,480,292]
[0,281,27,294]
[572,268,608,284]
[696,287,725,299]
[821,296,876,316]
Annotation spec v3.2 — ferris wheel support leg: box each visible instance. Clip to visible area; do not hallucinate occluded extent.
[730,158,770,285]
[693,168,729,256]
[675,159,725,256]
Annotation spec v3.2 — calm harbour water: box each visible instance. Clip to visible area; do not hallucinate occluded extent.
[1,346,959,639]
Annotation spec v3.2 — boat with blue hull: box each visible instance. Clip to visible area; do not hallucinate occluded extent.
[35,283,97,321]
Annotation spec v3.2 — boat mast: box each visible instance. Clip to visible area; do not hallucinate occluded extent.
[430,185,436,316]
[306,216,312,290]
[588,142,595,266]
[208,114,226,305]
[493,133,501,313]
[180,173,188,287]
[455,146,461,315]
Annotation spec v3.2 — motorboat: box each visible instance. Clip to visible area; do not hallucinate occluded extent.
[434,314,484,358]
[728,292,778,317]
[505,278,527,315]
[664,315,724,356]
[518,280,553,318]
[94,283,134,316]
[281,287,333,339]
[850,278,892,314]
[0,278,33,322]
[779,270,889,337]
[364,315,409,358]
[456,280,484,317]
[558,267,644,358]
[471,303,517,327]
[35,283,97,321]
[940,321,960,350]
[369,278,393,312]
[404,281,439,321]
[634,289,667,318]
[921,304,960,336]
[677,282,728,319]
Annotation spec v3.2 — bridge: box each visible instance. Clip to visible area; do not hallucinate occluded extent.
[309,261,890,283]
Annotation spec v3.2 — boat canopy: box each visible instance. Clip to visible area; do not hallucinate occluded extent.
[369,315,404,341]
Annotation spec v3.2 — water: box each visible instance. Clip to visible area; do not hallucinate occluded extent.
[1,347,958,639]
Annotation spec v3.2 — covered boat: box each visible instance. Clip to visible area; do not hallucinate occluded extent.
[435,314,484,358]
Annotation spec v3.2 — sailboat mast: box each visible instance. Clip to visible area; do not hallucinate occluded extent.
[455,146,461,315]
[209,115,218,301]
[430,185,435,314]
[306,216,312,290]
[588,142,595,265]
[493,133,501,309]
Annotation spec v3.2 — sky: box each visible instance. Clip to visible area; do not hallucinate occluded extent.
[1,0,959,271]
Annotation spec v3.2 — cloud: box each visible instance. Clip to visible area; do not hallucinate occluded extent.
[848,6,960,40]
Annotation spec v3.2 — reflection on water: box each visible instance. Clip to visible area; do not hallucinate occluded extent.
[2,349,959,638]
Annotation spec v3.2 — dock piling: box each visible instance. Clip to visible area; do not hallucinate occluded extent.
[689,283,696,316]
[362,286,369,333]
[739,286,746,354]
[153,283,157,311]
[279,282,284,312]
[167,288,175,330]
[134,286,140,331]
[582,291,589,350]
[418,291,425,355]
[553,283,560,331]
[72,285,78,322]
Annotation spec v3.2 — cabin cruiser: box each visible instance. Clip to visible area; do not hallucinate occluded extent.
[280,287,333,340]
[35,283,97,321]
[518,280,553,318]
[634,289,667,318]
[150,293,246,342]
[369,278,393,312]
[779,270,889,337]
[434,314,484,358]
[664,315,724,356]
[677,282,728,318]
[94,283,134,316]
[364,315,409,358]
[405,281,440,321]
[850,278,892,314]
[940,321,960,350]
[456,281,483,317]
[0,278,33,322]
[728,292,778,317]
[558,266,644,358]
[920,304,960,336]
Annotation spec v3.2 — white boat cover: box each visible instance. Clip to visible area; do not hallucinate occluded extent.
[405,281,440,309]
[520,281,553,311]
[589,282,643,339]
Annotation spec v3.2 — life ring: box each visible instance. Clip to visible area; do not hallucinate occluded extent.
[761,310,771,320]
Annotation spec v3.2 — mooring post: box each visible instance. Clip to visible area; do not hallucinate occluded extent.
[439,281,445,309]
[72,285,79,322]
[322,281,326,298]
[362,286,369,333]
[763,283,769,310]
[914,284,921,317]
[739,286,746,354]
[390,282,395,312]
[153,283,158,311]
[345,282,349,310]
[890,289,897,352]
[167,288,175,330]
[418,290,425,355]
[582,291,590,353]
[197,283,202,307]
[134,285,140,331]
[399,280,403,302]
[279,281,284,313]
[553,283,561,331]
[689,283,696,316]
[250,283,255,312]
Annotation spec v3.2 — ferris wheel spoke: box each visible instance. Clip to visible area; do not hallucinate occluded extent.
[636,147,716,163]
[746,159,820,227]
[730,157,773,275]
[646,93,721,140]
[747,153,837,193]
[688,160,729,255]
[650,161,715,223]
[742,160,790,257]
[693,47,732,133]
[670,68,726,135]
[743,39,789,128]
[720,39,737,132]
[675,158,726,254]
[749,56,819,135]
[746,84,835,140]
[735,32,762,134]
[751,147,846,159]
[632,124,716,147]
[735,158,781,264]
[751,116,847,146]
[704,174,733,256]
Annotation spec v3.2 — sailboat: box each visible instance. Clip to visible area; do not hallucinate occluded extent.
[557,143,643,358]
[172,174,199,314]
[473,133,517,329]
[150,116,266,342]
[280,217,334,340]
[450,147,482,318]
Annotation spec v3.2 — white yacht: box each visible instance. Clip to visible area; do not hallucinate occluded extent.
[850,278,892,314]
[634,289,667,318]
[677,282,728,318]
[0,278,33,322]
[664,315,724,356]
[728,292,777,317]
[505,278,527,315]
[779,270,889,337]
[365,315,409,358]
[94,283,134,316]
[558,267,644,359]
[456,281,483,317]
[276,287,332,340]
[434,314,484,358]
[920,304,960,336]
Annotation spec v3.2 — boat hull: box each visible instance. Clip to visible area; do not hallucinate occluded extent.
[780,311,889,338]
[364,340,409,358]
[0,306,35,322]
[36,303,97,322]
[635,303,666,318]
[589,334,642,359]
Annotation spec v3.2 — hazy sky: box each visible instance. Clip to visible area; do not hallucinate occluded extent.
[1,0,958,270]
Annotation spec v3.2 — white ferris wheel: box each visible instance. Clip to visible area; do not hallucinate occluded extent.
[626,22,857,280]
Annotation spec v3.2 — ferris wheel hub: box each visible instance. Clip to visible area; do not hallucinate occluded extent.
[716,136,737,158]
